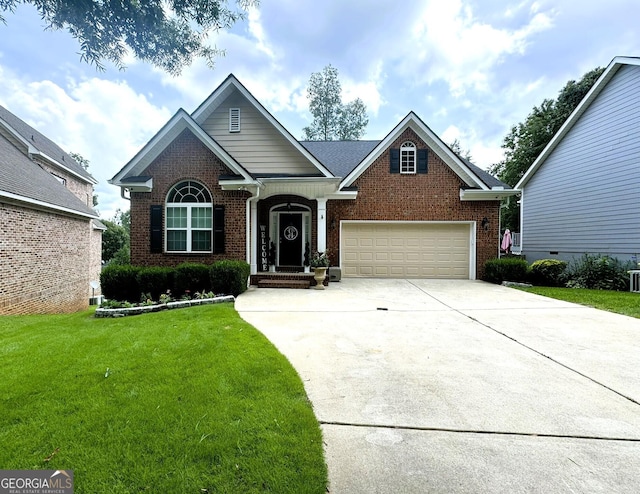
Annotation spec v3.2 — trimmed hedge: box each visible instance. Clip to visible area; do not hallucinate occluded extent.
[100,265,141,302]
[210,260,250,297]
[483,258,529,284]
[174,263,212,296]
[529,259,567,287]
[137,267,175,301]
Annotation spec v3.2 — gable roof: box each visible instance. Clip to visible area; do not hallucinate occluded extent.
[0,104,97,185]
[191,74,334,178]
[516,56,640,189]
[0,132,98,218]
[340,112,506,190]
[110,108,255,187]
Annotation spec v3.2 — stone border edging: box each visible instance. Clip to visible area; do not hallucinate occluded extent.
[94,295,235,318]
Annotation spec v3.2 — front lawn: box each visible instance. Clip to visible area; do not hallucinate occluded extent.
[0,304,327,493]
[519,286,640,318]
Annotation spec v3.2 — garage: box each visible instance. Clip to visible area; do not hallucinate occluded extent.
[340,222,472,279]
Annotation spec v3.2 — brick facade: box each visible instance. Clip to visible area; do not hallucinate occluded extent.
[130,130,249,266]
[326,129,498,278]
[0,203,100,314]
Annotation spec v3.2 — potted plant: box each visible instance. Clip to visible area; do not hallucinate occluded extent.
[310,250,330,289]
[303,242,311,273]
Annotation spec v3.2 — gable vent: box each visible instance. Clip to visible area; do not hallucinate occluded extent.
[229,108,240,132]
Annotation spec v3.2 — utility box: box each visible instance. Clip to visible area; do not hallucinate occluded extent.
[329,266,342,282]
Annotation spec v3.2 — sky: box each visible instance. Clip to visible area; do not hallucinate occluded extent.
[1,0,639,220]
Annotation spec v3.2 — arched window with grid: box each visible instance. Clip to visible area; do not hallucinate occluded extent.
[165,180,213,252]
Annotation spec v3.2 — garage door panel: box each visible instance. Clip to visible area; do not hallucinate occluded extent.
[341,222,470,279]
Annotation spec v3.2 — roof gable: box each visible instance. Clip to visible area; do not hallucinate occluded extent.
[517,56,640,189]
[341,112,496,190]
[191,75,334,178]
[110,109,254,186]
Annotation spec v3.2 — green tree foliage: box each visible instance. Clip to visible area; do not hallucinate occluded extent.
[490,67,605,231]
[101,220,128,263]
[101,209,131,264]
[449,139,472,161]
[0,0,257,74]
[303,65,368,141]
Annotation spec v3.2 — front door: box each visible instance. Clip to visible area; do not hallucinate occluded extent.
[279,213,303,266]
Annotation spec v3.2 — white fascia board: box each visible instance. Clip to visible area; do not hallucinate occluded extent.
[325,190,358,200]
[516,56,638,189]
[341,112,488,189]
[0,190,98,219]
[191,75,335,178]
[110,109,253,186]
[0,120,97,185]
[459,188,520,201]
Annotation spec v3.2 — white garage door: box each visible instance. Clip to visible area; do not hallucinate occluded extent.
[341,222,471,279]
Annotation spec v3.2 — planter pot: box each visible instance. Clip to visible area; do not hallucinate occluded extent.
[304,265,310,273]
[313,267,328,290]
[269,265,276,273]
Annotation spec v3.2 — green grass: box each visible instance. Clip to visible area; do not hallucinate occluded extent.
[519,286,640,318]
[0,305,327,493]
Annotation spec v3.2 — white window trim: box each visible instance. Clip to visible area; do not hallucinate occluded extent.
[165,203,213,253]
[400,141,417,174]
[229,108,241,133]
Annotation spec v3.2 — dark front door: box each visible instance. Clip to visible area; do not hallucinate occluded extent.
[279,213,303,266]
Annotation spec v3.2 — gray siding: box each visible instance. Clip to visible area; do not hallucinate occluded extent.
[522,64,640,264]
[201,91,320,175]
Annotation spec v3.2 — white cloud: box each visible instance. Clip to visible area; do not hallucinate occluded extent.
[401,0,555,96]
[0,65,171,219]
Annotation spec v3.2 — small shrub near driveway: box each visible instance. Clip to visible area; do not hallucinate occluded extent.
[136,266,174,301]
[0,305,328,492]
[174,262,212,296]
[211,260,250,297]
[100,264,141,302]
[529,259,567,287]
[483,257,529,284]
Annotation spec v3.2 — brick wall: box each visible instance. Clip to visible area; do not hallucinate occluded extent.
[37,159,95,209]
[130,130,249,267]
[327,129,499,278]
[0,203,96,314]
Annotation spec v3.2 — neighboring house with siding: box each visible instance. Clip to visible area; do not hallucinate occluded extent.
[516,56,640,265]
[0,104,103,315]
[111,74,516,282]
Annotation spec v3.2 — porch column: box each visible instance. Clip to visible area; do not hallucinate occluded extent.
[316,198,327,252]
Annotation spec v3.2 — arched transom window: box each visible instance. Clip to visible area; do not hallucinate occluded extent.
[166,181,213,252]
[400,141,416,174]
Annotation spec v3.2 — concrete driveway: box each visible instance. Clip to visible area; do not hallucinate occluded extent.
[235,279,640,493]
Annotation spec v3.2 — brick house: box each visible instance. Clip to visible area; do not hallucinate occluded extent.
[0,105,104,314]
[111,75,515,281]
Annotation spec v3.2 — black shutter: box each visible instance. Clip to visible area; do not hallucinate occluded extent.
[390,149,400,173]
[417,149,428,174]
[213,205,225,254]
[150,205,163,253]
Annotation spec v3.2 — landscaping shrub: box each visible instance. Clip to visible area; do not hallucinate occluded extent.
[211,260,250,296]
[173,262,212,296]
[136,267,174,301]
[483,257,529,284]
[565,254,633,291]
[528,259,568,287]
[100,265,141,302]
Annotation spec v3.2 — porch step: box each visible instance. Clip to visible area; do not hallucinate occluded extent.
[257,279,311,289]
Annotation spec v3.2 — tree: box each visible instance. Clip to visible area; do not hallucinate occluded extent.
[449,139,472,161]
[490,67,605,231]
[69,151,99,207]
[303,65,368,141]
[102,209,131,264]
[0,0,257,75]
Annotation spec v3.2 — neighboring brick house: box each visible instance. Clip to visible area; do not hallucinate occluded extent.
[0,105,104,314]
[111,75,516,281]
